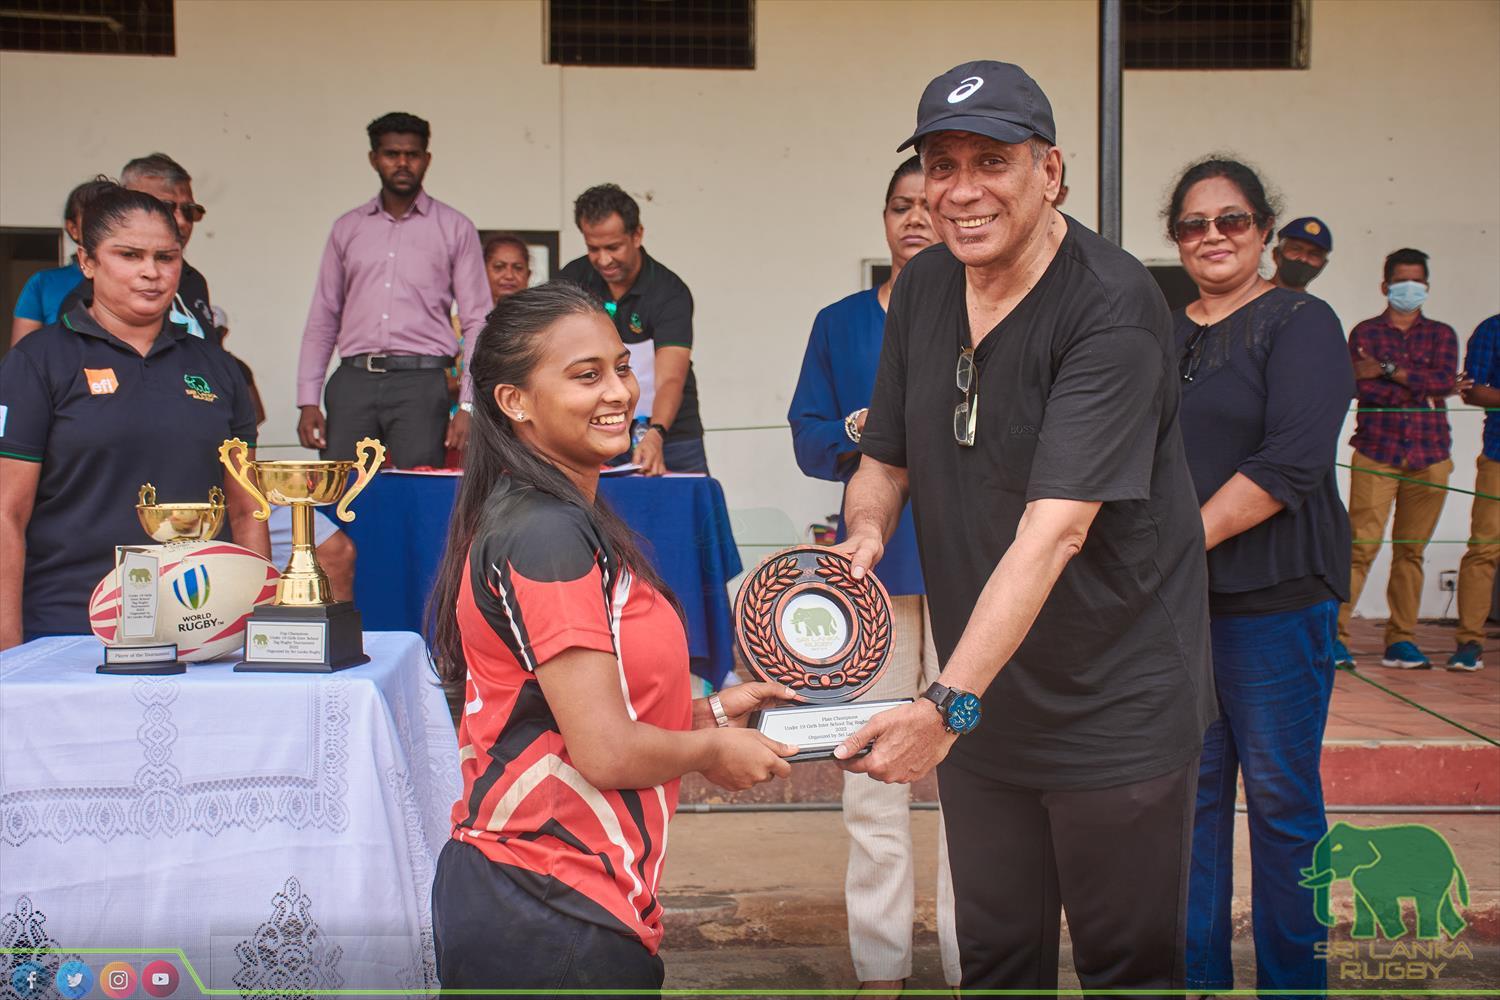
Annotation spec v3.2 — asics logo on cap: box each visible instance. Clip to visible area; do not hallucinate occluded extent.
[947,76,984,103]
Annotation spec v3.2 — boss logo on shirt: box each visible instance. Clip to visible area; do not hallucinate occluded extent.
[84,367,119,395]
[1009,424,1037,436]
[183,374,218,403]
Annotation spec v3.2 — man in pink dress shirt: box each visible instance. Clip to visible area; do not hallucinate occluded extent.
[296,112,490,467]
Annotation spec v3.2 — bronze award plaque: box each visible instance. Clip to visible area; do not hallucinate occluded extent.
[735,545,910,762]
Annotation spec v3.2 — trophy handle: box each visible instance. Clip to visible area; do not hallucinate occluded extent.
[218,438,270,522]
[335,437,386,523]
[207,485,226,509]
[138,484,156,506]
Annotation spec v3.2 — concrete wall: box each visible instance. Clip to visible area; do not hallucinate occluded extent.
[3,0,1497,619]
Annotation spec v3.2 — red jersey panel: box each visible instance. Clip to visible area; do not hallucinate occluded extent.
[449,480,692,953]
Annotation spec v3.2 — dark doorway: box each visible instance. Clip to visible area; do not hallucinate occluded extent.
[2,227,63,357]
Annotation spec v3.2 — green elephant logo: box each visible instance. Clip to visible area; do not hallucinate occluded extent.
[1299,822,1469,940]
[127,568,153,584]
[790,605,836,637]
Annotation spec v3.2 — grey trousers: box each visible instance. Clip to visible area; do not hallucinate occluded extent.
[323,364,450,468]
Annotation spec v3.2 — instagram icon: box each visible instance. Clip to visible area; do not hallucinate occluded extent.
[99,961,136,999]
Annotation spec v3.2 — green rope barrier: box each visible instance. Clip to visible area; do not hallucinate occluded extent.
[1336,663,1500,747]
[1340,461,1500,500]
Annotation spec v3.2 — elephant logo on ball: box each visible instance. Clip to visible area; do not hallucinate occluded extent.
[1299,822,1469,939]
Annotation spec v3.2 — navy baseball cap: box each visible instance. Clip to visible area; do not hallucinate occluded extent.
[898,60,1056,152]
[1277,217,1333,252]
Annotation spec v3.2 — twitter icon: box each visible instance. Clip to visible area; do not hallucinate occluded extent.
[55,961,93,1000]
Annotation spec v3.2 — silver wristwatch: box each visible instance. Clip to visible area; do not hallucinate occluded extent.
[844,408,868,443]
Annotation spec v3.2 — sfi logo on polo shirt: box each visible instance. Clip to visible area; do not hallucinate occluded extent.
[84,367,119,394]
[183,374,218,402]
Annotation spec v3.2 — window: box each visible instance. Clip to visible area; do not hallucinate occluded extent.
[548,0,754,70]
[1,0,174,56]
[2,228,64,357]
[1124,0,1308,70]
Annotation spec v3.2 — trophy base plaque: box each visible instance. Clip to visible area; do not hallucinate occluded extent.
[751,698,912,762]
[98,642,184,676]
[235,603,370,673]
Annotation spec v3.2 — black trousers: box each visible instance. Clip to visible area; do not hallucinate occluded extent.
[938,756,1198,996]
[432,839,664,999]
[323,364,449,467]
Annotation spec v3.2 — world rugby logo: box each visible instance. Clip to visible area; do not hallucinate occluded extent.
[947,76,983,103]
[172,565,212,610]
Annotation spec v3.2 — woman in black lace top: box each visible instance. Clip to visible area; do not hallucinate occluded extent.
[1166,157,1353,996]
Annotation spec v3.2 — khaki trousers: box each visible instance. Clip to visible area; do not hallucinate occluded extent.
[1457,454,1500,645]
[1339,451,1453,646]
[843,594,960,984]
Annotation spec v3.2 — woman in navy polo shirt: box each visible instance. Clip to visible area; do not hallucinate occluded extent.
[0,186,268,649]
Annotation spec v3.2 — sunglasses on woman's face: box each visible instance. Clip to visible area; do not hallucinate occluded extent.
[1173,212,1257,244]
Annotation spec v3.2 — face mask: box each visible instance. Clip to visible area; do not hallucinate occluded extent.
[1276,257,1323,289]
[1387,280,1428,313]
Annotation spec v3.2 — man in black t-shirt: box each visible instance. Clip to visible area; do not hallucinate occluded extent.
[832,61,1214,992]
[559,184,706,474]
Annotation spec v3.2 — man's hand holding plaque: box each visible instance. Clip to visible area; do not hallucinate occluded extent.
[733,545,910,762]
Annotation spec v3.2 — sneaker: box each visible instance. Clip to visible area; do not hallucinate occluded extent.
[1333,640,1355,668]
[1381,641,1431,669]
[1446,642,1485,672]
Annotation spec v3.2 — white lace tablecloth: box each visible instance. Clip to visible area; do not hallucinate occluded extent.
[0,632,460,996]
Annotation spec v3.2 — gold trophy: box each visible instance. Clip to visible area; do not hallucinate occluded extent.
[220,437,385,672]
[99,485,227,675]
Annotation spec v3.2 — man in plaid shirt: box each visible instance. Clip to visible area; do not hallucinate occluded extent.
[1449,314,1500,670]
[1339,248,1460,669]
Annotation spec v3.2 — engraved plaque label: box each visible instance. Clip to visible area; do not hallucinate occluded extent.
[756,699,913,751]
[103,642,179,665]
[245,621,328,664]
[118,547,159,640]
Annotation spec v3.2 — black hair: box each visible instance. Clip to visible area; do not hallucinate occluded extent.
[367,111,431,150]
[884,155,923,205]
[1163,155,1281,245]
[426,281,679,688]
[79,184,181,257]
[120,153,191,187]
[573,183,641,234]
[482,231,531,264]
[65,175,117,226]
[1384,247,1430,283]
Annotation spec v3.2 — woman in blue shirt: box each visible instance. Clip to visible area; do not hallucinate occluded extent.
[10,175,115,344]
[787,156,959,994]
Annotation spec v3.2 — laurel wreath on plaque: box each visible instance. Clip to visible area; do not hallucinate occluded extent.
[741,554,892,691]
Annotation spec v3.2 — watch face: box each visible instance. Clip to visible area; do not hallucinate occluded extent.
[947,692,983,735]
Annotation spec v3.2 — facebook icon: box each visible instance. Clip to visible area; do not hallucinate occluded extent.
[10,960,44,997]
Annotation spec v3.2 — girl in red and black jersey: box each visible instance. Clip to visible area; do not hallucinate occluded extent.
[428,282,798,995]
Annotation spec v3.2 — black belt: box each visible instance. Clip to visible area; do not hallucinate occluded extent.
[342,353,452,373]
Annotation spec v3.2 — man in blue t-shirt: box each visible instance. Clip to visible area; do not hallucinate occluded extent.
[9,176,114,344]
[1451,313,1500,670]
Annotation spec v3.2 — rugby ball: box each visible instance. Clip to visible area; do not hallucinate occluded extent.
[89,541,279,661]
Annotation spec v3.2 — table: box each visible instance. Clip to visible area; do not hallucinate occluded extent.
[0,632,460,993]
[343,472,743,687]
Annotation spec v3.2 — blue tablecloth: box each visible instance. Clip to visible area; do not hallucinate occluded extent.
[342,472,743,686]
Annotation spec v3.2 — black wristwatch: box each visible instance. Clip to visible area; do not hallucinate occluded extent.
[1379,359,1398,379]
[920,682,983,735]
[648,422,669,439]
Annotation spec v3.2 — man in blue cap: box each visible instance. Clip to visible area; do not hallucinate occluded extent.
[1271,216,1333,290]
[832,59,1213,992]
